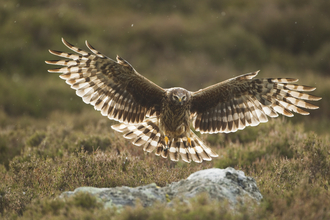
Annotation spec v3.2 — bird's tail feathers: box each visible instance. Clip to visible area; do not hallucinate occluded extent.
[111,118,218,163]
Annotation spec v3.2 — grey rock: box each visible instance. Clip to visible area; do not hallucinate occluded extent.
[60,167,262,208]
[164,167,263,205]
[60,183,166,209]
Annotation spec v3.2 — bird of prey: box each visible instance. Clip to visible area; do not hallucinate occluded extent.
[46,38,321,163]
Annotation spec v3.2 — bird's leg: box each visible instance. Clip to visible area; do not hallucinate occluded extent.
[185,124,192,147]
[164,134,169,151]
[187,137,192,147]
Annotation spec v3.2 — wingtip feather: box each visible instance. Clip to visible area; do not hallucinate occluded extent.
[85,40,94,50]
[45,60,59,65]
[61,38,72,48]
[48,68,61,73]
[48,49,62,56]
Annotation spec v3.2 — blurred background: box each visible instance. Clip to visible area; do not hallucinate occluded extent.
[0,0,329,132]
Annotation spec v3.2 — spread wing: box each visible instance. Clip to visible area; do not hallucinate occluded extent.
[46,38,165,124]
[190,71,321,134]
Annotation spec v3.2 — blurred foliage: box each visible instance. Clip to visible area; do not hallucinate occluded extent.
[1,0,330,219]
[0,0,328,122]
[2,0,330,78]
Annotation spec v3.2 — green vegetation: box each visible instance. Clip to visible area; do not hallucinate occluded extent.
[1,0,329,219]
[1,113,329,219]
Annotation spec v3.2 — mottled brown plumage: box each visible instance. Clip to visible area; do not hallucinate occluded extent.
[46,38,321,163]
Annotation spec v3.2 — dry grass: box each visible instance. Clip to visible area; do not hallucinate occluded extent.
[0,109,329,219]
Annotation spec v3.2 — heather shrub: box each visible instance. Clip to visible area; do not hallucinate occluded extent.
[1,0,329,219]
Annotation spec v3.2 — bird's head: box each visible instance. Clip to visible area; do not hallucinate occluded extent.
[167,88,191,106]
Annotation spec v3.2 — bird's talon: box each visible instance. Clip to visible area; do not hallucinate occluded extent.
[187,137,192,147]
[164,135,169,150]
[164,136,169,145]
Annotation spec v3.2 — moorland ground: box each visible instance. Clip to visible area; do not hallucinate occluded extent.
[1,0,330,219]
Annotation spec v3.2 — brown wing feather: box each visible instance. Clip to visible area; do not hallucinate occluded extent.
[46,38,165,124]
[191,71,321,134]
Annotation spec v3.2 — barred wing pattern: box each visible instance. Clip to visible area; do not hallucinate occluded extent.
[46,39,321,163]
[191,71,322,134]
[112,118,217,163]
[46,38,165,124]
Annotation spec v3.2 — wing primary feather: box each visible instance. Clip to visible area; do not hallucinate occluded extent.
[48,40,322,163]
[47,39,165,124]
[62,38,89,56]
[85,41,105,58]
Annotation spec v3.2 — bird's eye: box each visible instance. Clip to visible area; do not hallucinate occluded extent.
[173,95,178,100]
[182,95,186,101]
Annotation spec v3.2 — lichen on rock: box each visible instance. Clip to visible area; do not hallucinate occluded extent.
[60,167,262,209]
